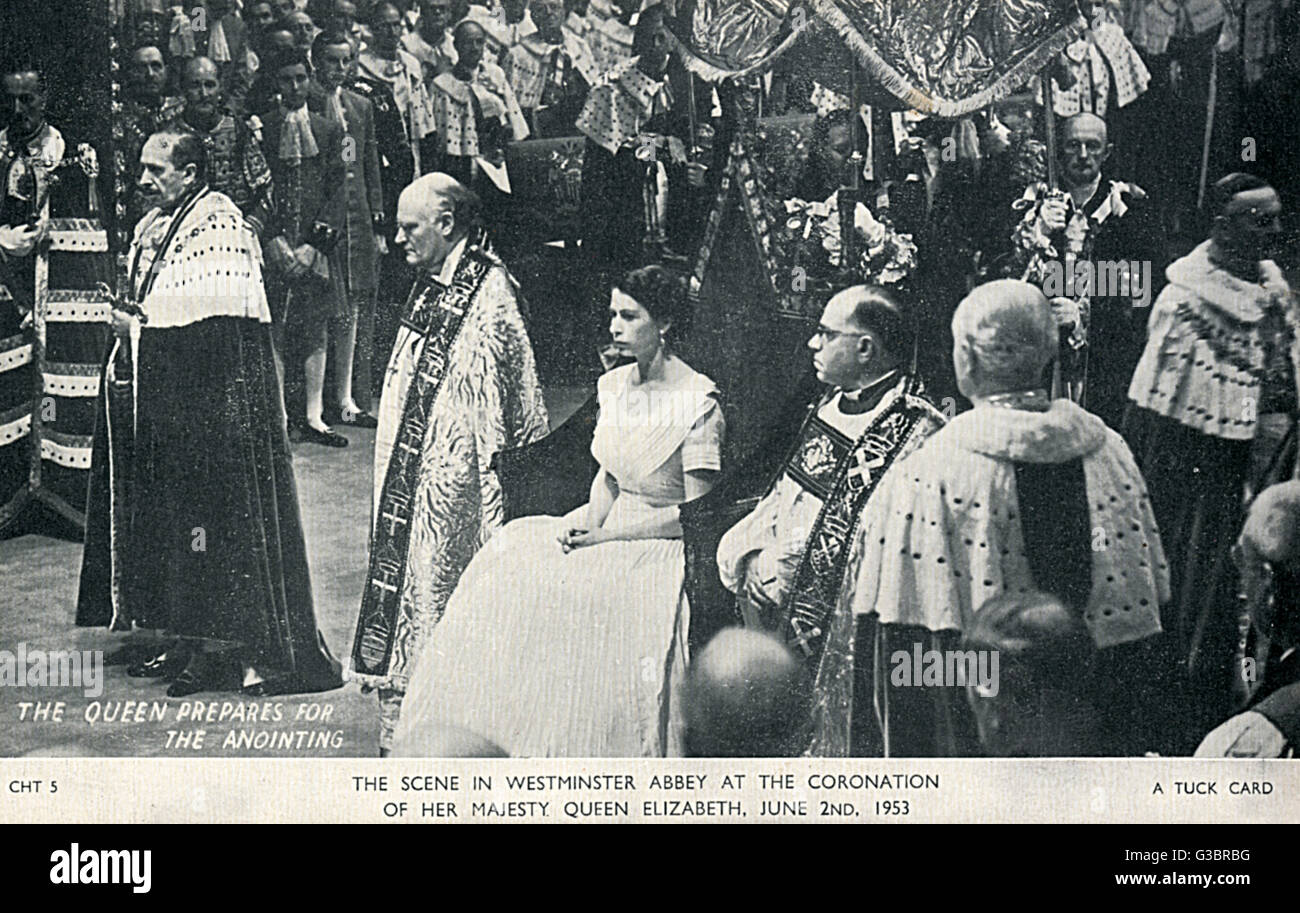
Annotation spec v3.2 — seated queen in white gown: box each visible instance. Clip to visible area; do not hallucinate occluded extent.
[392,266,725,757]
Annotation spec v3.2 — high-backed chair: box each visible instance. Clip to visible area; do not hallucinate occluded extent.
[494,393,599,523]
[679,368,822,651]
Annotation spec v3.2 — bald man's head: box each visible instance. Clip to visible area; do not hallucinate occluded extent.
[1060,112,1111,190]
[1239,480,1300,649]
[287,9,316,47]
[453,19,487,70]
[684,628,811,757]
[395,172,480,271]
[962,590,1098,755]
[181,56,223,125]
[183,55,220,84]
[952,279,1056,399]
[1063,111,1108,141]
[1243,481,1300,566]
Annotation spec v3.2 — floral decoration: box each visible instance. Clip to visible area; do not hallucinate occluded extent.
[775,191,918,288]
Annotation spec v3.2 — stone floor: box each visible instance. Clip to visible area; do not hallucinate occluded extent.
[0,386,588,757]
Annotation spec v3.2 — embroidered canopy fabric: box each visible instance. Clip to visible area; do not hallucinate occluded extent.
[672,0,1086,116]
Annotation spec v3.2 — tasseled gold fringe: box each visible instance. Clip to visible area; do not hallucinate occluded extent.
[664,17,809,83]
[807,0,1087,117]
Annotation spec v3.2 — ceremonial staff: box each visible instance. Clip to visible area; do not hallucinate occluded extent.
[1038,67,1089,403]
[839,55,862,271]
[687,69,699,164]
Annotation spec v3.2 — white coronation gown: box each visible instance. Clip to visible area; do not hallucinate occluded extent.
[392,362,724,757]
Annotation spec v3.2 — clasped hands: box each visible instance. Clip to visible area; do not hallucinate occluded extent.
[557,526,614,553]
[283,243,320,280]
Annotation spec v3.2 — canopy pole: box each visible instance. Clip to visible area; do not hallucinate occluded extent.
[1197,47,1219,211]
[841,56,863,269]
[687,73,700,161]
[1040,69,1058,189]
[1039,69,1064,398]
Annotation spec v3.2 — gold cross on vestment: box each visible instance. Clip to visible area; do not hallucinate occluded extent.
[788,620,820,657]
[847,445,886,489]
[369,574,398,596]
[380,510,407,537]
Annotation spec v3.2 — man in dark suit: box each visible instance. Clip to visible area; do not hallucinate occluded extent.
[260,48,349,447]
[312,30,386,427]
[246,25,298,116]
[347,26,418,399]
[1003,112,1167,431]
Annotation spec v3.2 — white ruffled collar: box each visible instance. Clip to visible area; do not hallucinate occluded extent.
[595,14,632,41]
[358,49,422,84]
[565,12,591,35]
[519,32,568,57]
[432,68,508,118]
[516,32,597,80]
[0,123,64,170]
[943,398,1107,464]
[603,57,671,112]
[1166,240,1288,323]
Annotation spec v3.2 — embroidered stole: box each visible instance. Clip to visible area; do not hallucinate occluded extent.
[350,246,491,678]
[780,384,925,663]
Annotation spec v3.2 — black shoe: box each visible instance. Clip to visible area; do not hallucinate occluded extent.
[242,677,295,697]
[105,644,157,667]
[166,670,206,698]
[299,424,349,448]
[127,651,185,679]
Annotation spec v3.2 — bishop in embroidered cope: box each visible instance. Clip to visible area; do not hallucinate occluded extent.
[348,174,547,753]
